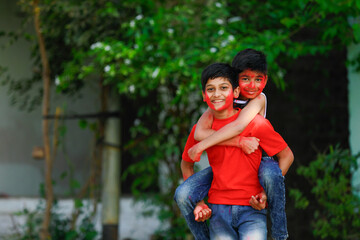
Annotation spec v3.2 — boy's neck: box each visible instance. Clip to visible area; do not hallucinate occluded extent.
[211,108,238,120]
[238,95,250,101]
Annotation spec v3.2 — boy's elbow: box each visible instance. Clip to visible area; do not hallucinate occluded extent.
[287,147,294,164]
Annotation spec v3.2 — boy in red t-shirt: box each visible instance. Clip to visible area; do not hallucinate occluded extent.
[179,63,294,239]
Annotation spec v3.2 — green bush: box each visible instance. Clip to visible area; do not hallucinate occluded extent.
[290,145,360,239]
[6,200,98,240]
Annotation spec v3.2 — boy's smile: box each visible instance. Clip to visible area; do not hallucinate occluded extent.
[202,77,239,115]
[238,69,267,100]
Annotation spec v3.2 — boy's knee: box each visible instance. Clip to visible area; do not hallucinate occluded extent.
[260,171,283,184]
[174,184,191,205]
[259,169,284,192]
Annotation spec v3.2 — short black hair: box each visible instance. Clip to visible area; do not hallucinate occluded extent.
[231,48,267,75]
[201,63,238,92]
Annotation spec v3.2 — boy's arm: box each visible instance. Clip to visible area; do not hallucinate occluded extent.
[194,108,215,141]
[275,146,294,176]
[188,135,260,162]
[189,95,265,160]
[181,159,195,180]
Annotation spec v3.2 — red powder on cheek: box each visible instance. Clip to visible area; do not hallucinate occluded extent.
[204,93,215,109]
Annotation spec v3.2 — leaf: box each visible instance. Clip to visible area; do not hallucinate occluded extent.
[78,119,88,129]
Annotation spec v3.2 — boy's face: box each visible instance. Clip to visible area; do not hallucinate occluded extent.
[238,69,267,100]
[202,77,239,111]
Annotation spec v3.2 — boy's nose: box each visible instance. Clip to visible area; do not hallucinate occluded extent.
[248,81,255,88]
[214,89,221,96]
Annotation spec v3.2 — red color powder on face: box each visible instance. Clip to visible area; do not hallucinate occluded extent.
[239,70,267,100]
[205,90,234,111]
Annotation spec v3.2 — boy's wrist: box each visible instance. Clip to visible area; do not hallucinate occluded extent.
[238,136,244,148]
[196,141,206,153]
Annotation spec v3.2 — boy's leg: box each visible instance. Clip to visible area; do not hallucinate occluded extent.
[258,157,288,240]
[174,167,213,240]
[208,204,237,240]
[236,206,267,240]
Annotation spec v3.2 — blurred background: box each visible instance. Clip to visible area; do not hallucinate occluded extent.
[0,0,360,239]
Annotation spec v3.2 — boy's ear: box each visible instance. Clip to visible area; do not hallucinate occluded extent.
[233,86,240,99]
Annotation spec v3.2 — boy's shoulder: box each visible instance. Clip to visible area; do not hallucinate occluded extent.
[245,114,271,132]
[234,92,266,109]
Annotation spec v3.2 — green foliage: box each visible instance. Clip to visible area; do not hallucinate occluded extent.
[289,145,360,239]
[6,201,98,240]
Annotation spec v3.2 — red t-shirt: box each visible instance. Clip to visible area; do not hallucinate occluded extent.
[182,109,288,205]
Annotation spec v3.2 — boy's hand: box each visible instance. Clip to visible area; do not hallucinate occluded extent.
[194,200,212,222]
[249,190,267,210]
[188,143,203,162]
[239,136,260,154]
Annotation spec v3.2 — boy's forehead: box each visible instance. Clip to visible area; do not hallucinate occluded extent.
[206,77,231,85]
[239,69,266,76]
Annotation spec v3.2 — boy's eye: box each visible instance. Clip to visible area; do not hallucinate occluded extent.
[206,87,214,92]
[241,77,249,81]
[221,86,228,90]
[255,78,263,82]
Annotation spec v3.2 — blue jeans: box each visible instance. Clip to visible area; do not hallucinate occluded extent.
[174,157,288,240]
[209,204,267,240]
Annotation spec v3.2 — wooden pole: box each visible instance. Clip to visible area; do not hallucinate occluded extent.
[101,93,120,240]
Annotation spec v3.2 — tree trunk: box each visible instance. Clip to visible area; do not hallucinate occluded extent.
[33,1,53,239]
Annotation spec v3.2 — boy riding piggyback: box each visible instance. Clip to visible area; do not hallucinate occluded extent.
[175,49,294,240]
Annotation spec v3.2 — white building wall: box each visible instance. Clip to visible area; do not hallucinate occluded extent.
[0,0,98,196]
[0,197,162,240]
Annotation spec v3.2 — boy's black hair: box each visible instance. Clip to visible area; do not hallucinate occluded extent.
[201,63,238,92]
[231,48,267,74]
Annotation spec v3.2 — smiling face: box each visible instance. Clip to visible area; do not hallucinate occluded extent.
[238,69,267,100]
[202,77,239,114]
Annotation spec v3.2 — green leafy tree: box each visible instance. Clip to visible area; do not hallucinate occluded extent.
[290,146,360,239]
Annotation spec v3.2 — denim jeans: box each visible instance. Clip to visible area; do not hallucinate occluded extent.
[208,204,267,240]
[174,167,213,240]
[174,157,288,240]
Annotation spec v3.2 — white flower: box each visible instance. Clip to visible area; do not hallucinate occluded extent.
[228,35,235,41]
[277,70,285,79]
[104,45,111,51]
[146,45,153,51]
[228,16,242,23]
[218,29,224,35]
[134,119,141,126]
[55,76,60,86]
[129,85,135,93]
[90,42,102,50]
[210,47,217,53]
[149,19,154,25]
[130,20,135,28]
[167,28,174,34]
[179,59,184,67]
[124,59,131,65]
[134,44,139,49]
[136,14,143,20]
[215,2,222,8]
[152,67,160,78]
[221,40,228,47]
[104,65,111,72]
[216,19,224,25]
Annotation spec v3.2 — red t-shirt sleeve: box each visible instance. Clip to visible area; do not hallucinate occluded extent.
[182,125,199,162]
[251,115,288,157]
